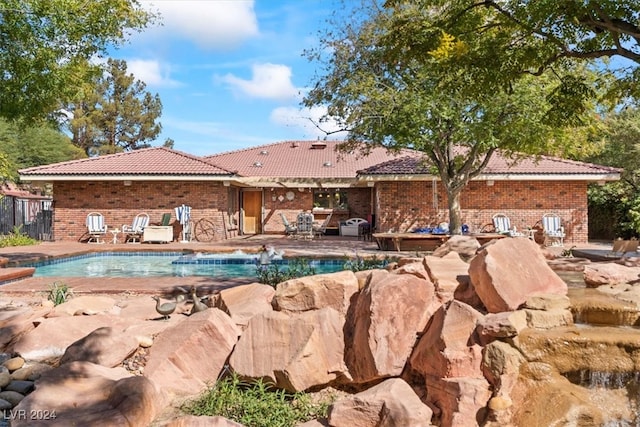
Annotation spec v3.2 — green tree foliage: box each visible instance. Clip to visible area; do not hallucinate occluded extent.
[66,58,162,155]
[0,119,85,170]
[0,0,155,123]
[304,2,601,233]
[585,107,640,238]
[384,0,640,97]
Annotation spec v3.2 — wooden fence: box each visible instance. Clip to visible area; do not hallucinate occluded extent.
[0,195,53,240]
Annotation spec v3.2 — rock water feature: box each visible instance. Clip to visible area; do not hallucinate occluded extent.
[2,237,640,426]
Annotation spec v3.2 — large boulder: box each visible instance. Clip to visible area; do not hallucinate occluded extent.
[144,308,240,401]
[425,377,491,427]
[410,300,485,380]
[583,263,640,287]
[272,270,359,315]
[46,295,119,317]
[346,272,437,383]
[468,238,567,313]
[229,307,349,392]
[215,283,275,329]
[60,326,139,367]
[12,361,159,427]
[0,302,52,352]
[423,252,471,302]
[329,378,433,427]
[12,315,130,361]
[432,235,481,261]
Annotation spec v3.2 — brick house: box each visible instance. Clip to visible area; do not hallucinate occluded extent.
[18,141,620,244]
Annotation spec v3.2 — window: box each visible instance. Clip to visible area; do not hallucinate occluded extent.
[313,189,347,209]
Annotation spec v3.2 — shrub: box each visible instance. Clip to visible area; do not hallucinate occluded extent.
[342,253,390,272]
[181,373,333,427]
[0,226,38,248]
[256,258,316,287]
[47,281,74,305]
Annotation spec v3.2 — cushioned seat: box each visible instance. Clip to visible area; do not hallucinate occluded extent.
[340,218,368,236]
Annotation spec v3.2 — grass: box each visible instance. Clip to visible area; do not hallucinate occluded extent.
[181,373,334,427]
[47,281,74,305]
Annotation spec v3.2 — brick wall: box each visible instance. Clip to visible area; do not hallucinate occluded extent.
[54,181,229,241]
[54,179,589,244]
[375,180,588,244]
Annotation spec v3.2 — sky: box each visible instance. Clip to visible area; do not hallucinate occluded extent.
[107,0,347,156]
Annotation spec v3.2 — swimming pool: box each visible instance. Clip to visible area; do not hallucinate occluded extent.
[27,252,349,279]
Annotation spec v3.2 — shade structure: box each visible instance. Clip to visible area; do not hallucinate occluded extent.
[175,204,192,242]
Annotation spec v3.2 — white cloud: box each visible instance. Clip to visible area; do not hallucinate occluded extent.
[270,105,347,138]
[143,0,259,50]
[221,63,299,100]
[127,59,181,88]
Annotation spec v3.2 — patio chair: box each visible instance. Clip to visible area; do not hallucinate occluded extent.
[279,212,297,237]
[610,238,639,257]
[492,213,523,237]
[86,212,108,244]
[296,212,314,240]
[122,212,150,243]
[542,213,565,246]
[313,212,332,239]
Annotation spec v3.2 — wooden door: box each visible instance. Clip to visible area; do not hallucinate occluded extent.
[242,191,262,234]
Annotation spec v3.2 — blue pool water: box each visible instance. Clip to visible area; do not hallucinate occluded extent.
[27,252,348,279]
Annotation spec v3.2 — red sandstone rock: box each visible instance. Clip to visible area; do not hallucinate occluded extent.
[423,252,471,301]
[425,376,491,427]
[229,308,349,392]
[215,282,275,329]
[583,262,640,287]
[468,238,567,313]
[12,361,159,427]
[144,308,240,401]
[12,314,130,361]
[409,300,484,379]
[272,270,359,315]
[432,235,481,260]
[346,272,437,383]
[60,326,139,367]
[47,295,119,317]
[329,378,433,426]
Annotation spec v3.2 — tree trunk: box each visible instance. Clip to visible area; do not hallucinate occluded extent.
[447,187,463,235]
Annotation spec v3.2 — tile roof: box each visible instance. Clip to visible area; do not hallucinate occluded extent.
[357,152,621,177]
[19,147,235,177]
[204,140,414,179]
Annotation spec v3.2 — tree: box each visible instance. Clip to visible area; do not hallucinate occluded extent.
[383,0,640,97]
[67,58,162,155]
[0,118,85,171]
[0,0,154,122]
[584,107,640,238]
[304,2,601,234]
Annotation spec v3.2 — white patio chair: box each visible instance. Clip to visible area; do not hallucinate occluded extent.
[296,212,314,240]
[492,213,523,237]
[279,212,297,237]
[313,212,332,239]
[86,212,108,244]
[122,212,150,243]
[542,213,565,246]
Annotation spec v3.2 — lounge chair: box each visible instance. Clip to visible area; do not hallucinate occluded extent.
[492,213,523,237]
[279,212,297,237]
[542,213,565,246]
[610,238,639,257]
[122,213,150,243]
[86,212,108,244]
[313,212,332,239]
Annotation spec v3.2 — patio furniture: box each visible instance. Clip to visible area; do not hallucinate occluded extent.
[175,204,192,243]
[122,213,150,243]
[296,212,314,240]
[373,232,449,252]
[279,212,297,237]
[86,212,108,244]
[313,212,332,239]
[610,238,639,257]
[542,213,565,246]
[339,218,368,236]
[492,213,523,237]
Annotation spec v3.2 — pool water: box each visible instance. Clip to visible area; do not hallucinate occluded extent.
[28,252,348,279]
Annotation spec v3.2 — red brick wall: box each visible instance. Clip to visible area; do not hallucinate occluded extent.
[53,181,229,241]
[375,180,588,244]
[53,179,589,244]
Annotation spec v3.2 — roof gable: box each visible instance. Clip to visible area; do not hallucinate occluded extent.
[19,147,235,177]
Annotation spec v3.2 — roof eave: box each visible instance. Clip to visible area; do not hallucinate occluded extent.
[357,173,621,182]
[19,174,236,182]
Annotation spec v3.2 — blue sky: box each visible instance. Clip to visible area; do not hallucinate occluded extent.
[107,0,346,156]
